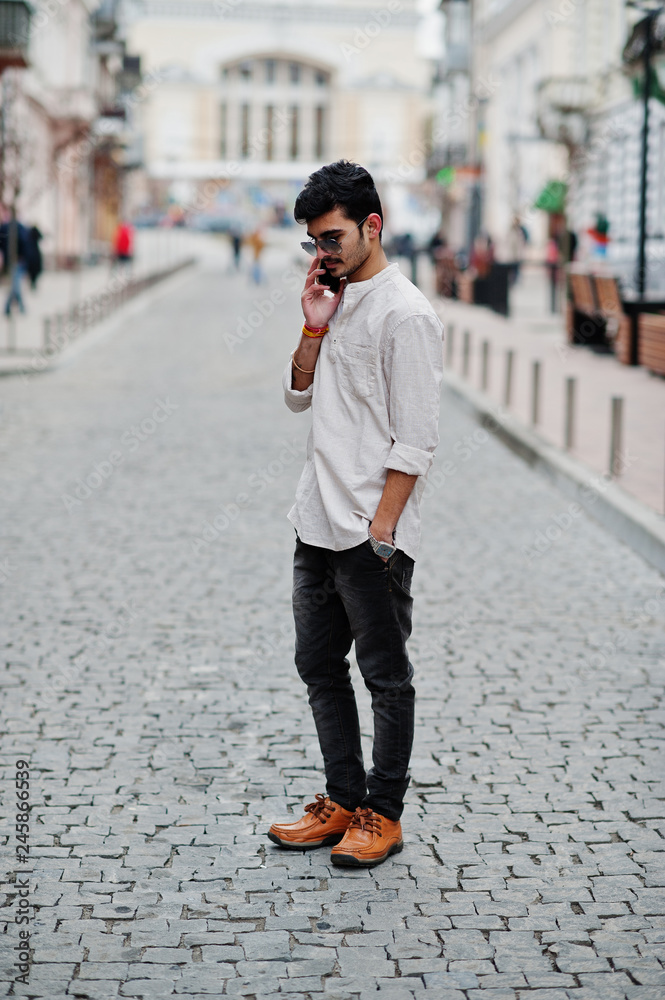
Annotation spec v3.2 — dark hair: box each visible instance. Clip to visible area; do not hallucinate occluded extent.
[294,160,383,237]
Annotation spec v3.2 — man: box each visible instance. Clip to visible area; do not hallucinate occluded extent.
[0,216,28,316]
[268,161,443,867]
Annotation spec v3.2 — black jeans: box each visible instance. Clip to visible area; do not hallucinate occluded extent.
[292,536,415,821]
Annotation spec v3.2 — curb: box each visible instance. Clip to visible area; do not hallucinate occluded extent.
[442,368,665,577]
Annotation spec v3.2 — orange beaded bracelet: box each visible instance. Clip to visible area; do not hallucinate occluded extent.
[302,323,329,338]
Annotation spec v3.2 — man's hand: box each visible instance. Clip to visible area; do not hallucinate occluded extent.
[368,520,395,563]
[369,470,418,560]
[301,257,345,329]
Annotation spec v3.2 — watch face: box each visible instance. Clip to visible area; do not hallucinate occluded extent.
[375,541,395,558]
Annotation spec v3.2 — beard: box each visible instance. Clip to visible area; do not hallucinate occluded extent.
[326,237,370,279]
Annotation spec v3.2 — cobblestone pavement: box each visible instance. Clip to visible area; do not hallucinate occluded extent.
[1,241,664,1000]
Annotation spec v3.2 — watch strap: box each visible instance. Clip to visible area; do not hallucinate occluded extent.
[368,529,397,558]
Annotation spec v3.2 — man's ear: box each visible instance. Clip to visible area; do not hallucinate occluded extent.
[366,213,383,240]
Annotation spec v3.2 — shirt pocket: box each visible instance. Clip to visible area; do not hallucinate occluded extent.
[338,341,377,398]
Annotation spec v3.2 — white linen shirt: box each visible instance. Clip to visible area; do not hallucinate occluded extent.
[282,262,444,561]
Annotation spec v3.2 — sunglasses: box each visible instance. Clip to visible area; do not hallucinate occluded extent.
[300,216,369,256]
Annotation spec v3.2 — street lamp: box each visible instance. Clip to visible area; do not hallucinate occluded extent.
[0,0,31,72]
[623,2,665,297]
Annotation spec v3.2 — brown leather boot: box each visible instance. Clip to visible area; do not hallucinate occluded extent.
[268,794,354,849]
[330,807,403,867]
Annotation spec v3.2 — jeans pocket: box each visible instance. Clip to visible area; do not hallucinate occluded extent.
[364,538,390,566]
[392,552,413,594]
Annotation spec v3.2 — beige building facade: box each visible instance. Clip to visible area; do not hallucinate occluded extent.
[121,0,438,230]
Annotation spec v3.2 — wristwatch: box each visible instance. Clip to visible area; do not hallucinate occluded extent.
[368,529,397,559]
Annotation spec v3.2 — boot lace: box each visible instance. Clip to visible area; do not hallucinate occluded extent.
[348,807,381,833]
[304,793,335,824]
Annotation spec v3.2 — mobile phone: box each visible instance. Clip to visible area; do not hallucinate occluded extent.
[317,268,341,294]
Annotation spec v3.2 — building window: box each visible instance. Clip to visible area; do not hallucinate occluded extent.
[219,58,330,163]
[241,104,250,158]
[289,105,299,159]
[265,105,275,160]
[315,106,325,159]
[220,102,227,158]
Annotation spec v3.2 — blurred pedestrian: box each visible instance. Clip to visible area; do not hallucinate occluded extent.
[113,220,134,266]
[229,228,242,270]
[506,216,526,285]
[25,225,44,290]
[0,217,29,316]
[428,230,445,265]
[470,232,494,278]
[246,227,265,284]
[268,160,444,868]
[546,236,560,313]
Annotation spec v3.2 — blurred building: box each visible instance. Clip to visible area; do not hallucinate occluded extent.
[430,0,665,292]
[119,0,437,230]
[472,0,580,259]
[428,0,477,252]
[563,6,665,291]
[0,0,142,265]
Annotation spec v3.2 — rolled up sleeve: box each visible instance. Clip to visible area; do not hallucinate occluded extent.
[384,314,444,476]
[283,354,313,413]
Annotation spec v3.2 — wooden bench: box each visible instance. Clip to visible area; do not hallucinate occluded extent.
[638,312,665,375]
[594,275,632,364]
[566,271,609,348]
